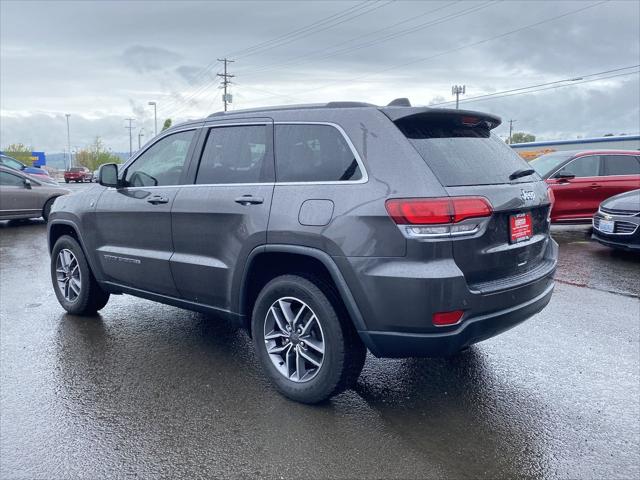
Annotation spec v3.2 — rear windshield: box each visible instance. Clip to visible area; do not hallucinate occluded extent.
[395,117,539,186]
[69,167,83,172]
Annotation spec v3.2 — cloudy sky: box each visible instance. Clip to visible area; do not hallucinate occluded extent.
[1,0,639,153]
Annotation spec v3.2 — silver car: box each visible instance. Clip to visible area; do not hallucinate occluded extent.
[0,165,70,221]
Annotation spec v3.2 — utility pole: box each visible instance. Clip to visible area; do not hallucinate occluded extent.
[125,118,135,157]
[217,58,235,111]
[65,114,71,169]
[508,119,517,144]
[148,101,157,137]
[138,128,144,150]
[452,85,465,109]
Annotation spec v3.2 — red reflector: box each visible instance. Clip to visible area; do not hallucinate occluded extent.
[433,310,464,326]
[461,116,480,126]
[385,197,492,225]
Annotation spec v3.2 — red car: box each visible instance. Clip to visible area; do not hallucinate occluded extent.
[64,167,93,183]
[530,150,640,223]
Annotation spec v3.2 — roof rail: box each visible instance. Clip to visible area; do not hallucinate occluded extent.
[207,101,377,118]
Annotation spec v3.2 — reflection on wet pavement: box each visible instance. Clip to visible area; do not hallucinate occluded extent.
[1,220,638,479]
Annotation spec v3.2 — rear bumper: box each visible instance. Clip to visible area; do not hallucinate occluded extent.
[360,281,554,357]
[334,238,558,358]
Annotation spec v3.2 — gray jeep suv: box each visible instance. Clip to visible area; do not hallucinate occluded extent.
[48,100,557,403]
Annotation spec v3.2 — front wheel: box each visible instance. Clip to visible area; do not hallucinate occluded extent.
[51,235,110,315]
[42,197,55,222]
[252,275,366,404]
[64,179,69,183]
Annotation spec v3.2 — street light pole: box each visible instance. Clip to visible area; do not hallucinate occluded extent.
[65,114,71,169]
[138,129,144,149]
[148,101,157,137]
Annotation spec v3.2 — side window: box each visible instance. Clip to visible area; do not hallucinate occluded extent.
[602,155,640,176]
[275,124,362,182]
[0,171,25,187]
[125,130,195,187]
[196,125,271,184]
[558,155,600,178]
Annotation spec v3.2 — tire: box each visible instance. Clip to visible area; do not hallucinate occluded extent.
[65,179,69,183]
[252,274,366,404]
[42,197,55,222]
[51,235,110,315]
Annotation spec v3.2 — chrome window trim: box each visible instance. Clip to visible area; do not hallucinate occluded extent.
[111,121,369,190]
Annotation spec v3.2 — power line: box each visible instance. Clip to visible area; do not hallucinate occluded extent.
[159,1,391,115]
[223,1,373,58]
[238,0,497,78]
[430,65,640,106]
[443,70,639,106]
[253,0,610,101]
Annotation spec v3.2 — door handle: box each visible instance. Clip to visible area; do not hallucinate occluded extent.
[147,194,169,205]
[235,195,264,205]
[590,183,601,189]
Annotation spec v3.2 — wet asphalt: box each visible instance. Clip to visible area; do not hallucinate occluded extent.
[1,198,639,479]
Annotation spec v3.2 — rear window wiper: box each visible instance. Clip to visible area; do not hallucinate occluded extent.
[509,168,536,181]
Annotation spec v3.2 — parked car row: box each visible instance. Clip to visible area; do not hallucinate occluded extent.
[64,167,94,183]
[591,189,640,251]
[530,149,640,222]
[0,165,70,221]
[0,154,58,185]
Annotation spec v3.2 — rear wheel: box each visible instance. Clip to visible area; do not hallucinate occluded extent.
[65,179,69,183]
[51,235,110,315]
[252,275,366,404]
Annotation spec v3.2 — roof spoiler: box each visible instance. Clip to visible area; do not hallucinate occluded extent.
[381,107,502,129]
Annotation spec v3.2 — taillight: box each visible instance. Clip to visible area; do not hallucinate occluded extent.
[547,187,555,208]
[385,197,492,225]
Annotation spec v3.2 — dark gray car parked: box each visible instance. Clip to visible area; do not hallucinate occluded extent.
[48,100,557,403]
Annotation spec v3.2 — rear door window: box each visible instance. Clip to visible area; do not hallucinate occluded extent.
[557,155,600,178]
[602,155,640,176]
[395,116,538,186]
[275,124,362,182]
[196,125,271,184]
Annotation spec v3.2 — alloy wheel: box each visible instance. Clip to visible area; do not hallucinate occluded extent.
[55,249,81,302]
[263,297,325,382]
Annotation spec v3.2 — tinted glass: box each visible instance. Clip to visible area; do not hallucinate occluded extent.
[196,125,270,184]
[0,156,25,171]
[530,151,577,178]
[602,155,640,176]
[125,130,195,187]
[0,171,25,187]
[558,155,600,178]
[396,117,538,186]
[275,124,361,182]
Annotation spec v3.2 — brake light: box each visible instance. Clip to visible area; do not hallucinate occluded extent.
[385,197,492,225]
[433,310,464,326]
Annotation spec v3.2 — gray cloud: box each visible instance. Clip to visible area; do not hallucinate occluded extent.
[1,0,638,152]
[120,45,182,73]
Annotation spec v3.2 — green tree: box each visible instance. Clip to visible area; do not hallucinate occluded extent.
[161,118,172,132]
[75,137,122,171]
[510,132,536,144]
[2,143,33,165]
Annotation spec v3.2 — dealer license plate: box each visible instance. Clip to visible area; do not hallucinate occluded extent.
[510,212,533,243]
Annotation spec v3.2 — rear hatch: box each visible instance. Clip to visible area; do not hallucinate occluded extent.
[386,108,553,291]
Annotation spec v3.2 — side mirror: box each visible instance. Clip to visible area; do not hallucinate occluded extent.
[99,163,120,187]
[24,178,32,189]
[554,171,576,180]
